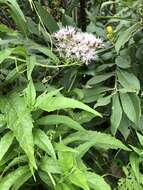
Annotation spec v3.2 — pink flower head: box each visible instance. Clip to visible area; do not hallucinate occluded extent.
[53,26,103,65]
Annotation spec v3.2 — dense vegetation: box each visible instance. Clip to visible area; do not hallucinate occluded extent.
[0,0,143,189]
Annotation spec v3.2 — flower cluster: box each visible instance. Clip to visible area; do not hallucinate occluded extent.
[53,26,103,65]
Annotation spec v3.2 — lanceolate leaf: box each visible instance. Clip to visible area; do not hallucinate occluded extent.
[0,0,28,35]
[87,172,111,190]
[2,155,28,175]
[0,131,14,162]
[69,169,90,190]
[37,115,85,131]
[36,95,101,117]
[35,2,59,33]
[25,79,36,109]
[115,22,141,53]
[11,171,32,190]
[5,93,36,169]
[0,48,14,64]
[40,156,61,174]
[120,93,141,125]
[63,131,130,151]
[87,73,114,86]
[117,69,140,93]
[0,166,30,190]
[111,93,122,135]
[33,129,56,159]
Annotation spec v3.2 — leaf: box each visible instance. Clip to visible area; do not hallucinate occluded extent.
[0,48,14,64]
[117,69,140,93]
[87,172,111,190]
[0,166,30,190]
[33,129,56,159]
[69,168,90,190]
[0,131,14,162]
[87,73,114,86]
[118,114,130,140]
[35,89,62,107]
[115,55,131,68]
[37,47,59,64]
[4,0,28,36]
[63,131,130,151]
[69,111,95,125]
[11,171,32,190]
[5,64,25,84]
[35,2,59,33]
[115,23,141,53]
[55,183,72,190]
[111,93,122,135]
[136,132,143,147]
[0,24,14,33]
[94,95,112,108]
[27,56,36,80]
[5,93,36,169]
[58,151,75,173]
[37,115,85,131]
[130,152,140,183]
[36,95,101,117]
[120,93,141,125]
[25,79,36,109]
[40,156,61,174]
[62,14,76,26]
[2,155,28,175]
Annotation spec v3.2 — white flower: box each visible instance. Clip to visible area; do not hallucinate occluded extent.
[53,26,103,65]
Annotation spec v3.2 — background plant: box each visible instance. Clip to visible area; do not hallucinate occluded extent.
[0,0,143,190]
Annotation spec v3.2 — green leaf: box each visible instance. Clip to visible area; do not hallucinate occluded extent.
[111,93,122,135]
[27,56,36,80]
[136,132,143,147]
[69,169,90,190]
[55,183,72,190]
[94,95,112,108]
[117,69,140,93]
[118,114,130,140]
[4,0,28,36]
[87,73,114,86]
[2,155,28,175]
[35,2,59,33]
[0,131,14,162]
[0,48,14,64]
[37,115,85,131]
[5,64,25,84]
[58,151,75,173]
[25,79,36,109]
[37,47,59,64]
[87,172,111,190]
[40,156,61,174]
[120,93,141,125]
[62,14,76,26]
[35,89,61,107]
[4,93,36,169]
[115,55,131,68]
[130,152,140,183]
[115,23,141,53]
[0,24,14,33]
[36,95,101,117]
[33,129,56,159]
[11,171,32,190]
[0,166,30,190]
[63,131,130,151]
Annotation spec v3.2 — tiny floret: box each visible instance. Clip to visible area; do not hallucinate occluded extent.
[53,26,103,65]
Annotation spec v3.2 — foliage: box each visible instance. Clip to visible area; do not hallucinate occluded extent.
[0,0,143,189]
